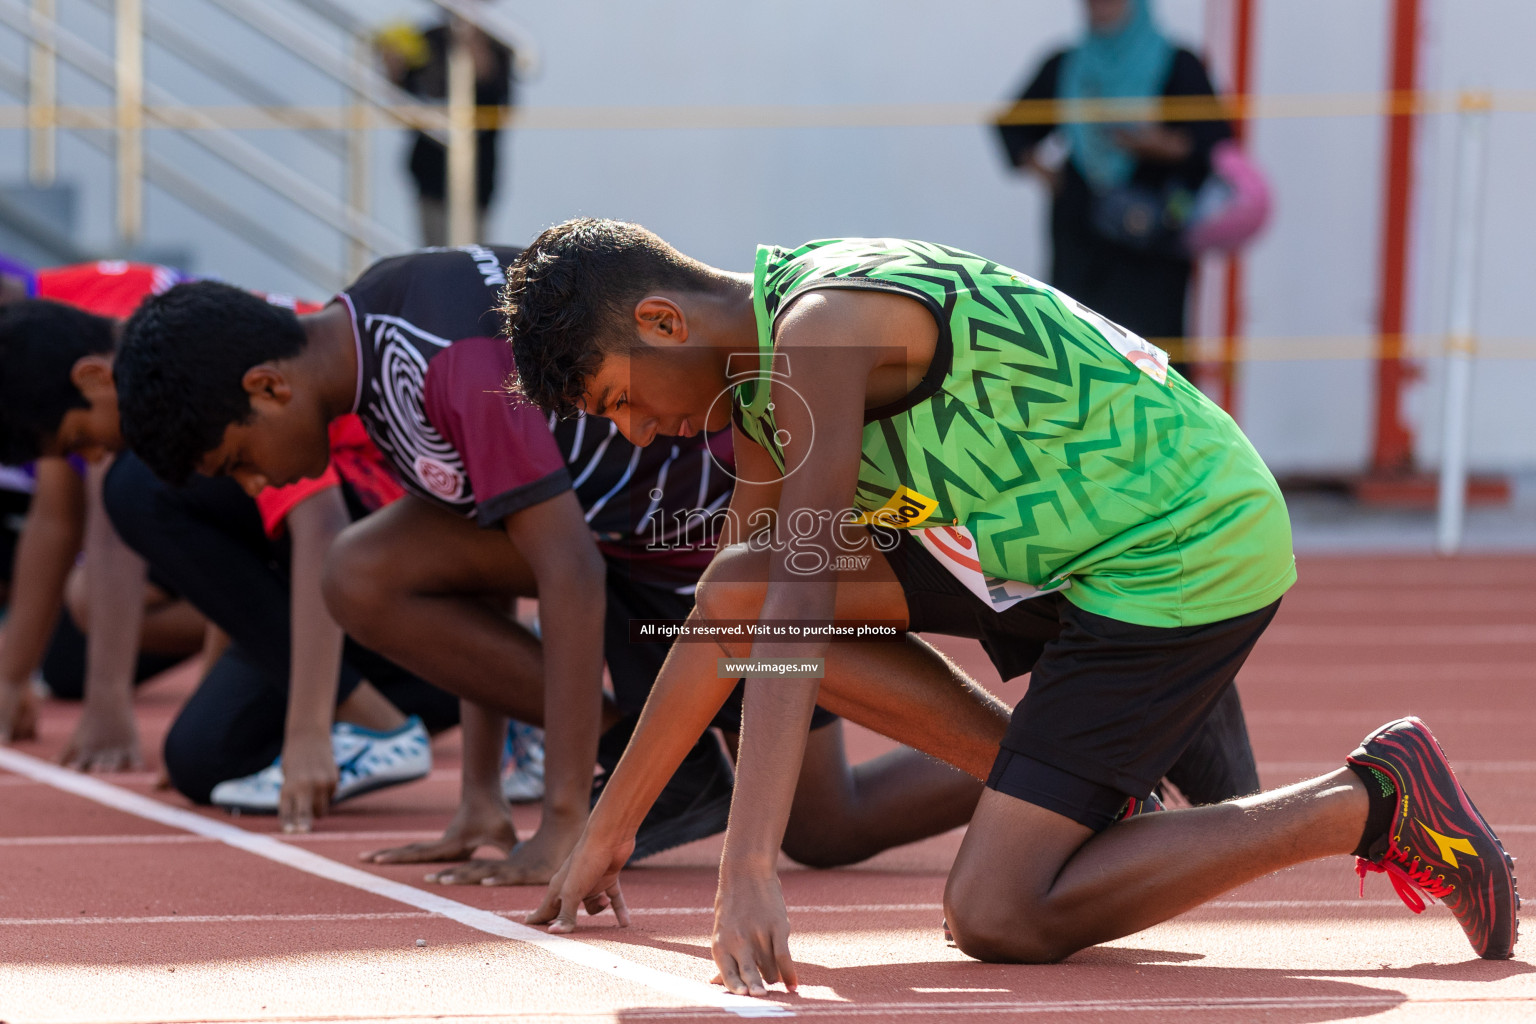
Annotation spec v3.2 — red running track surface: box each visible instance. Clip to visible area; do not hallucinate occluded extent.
[1,555,1532,1022]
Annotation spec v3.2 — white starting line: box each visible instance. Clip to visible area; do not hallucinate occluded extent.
[0,746,790,1020]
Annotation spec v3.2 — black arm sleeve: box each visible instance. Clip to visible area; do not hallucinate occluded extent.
[1162,49,1234,179]
[996,51,1066,169]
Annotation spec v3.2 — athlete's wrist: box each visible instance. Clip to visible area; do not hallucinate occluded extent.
[719,845,779,881]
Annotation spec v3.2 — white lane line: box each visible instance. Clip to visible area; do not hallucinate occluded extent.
[9,820,1533,847]
[1249,709,1525,725]
[1240,663,1536,684]
[612,995,1534,1019]
[1263,624,1536,645]
[6,911,434,926]
[0,830,440,847]
[162,1000,1529,1024]
[6,760,1527,795]
[0,747,788,1020]
[0,899,1427,927]
[10,769,466,787]
[1259,760,1536,774]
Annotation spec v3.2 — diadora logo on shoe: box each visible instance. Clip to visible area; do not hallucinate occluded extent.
[855,486,939,528]
[1416,819,1479,868]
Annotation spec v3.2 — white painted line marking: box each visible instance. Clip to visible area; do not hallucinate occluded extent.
[1259,760,1536,774]
[0,830,440,846]
[4,821,1530,849]
[4,911,434,926]
[0,899,1428,928]
[9,768,466,787]
[0,747,789,1020]
[609,995,1533,1018]
[1264,624,1536,645]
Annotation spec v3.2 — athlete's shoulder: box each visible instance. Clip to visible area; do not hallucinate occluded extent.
[761,238,921,301]
[344,245,522,341]
[763,238,1033,318]
[426,333,515,381]
[347,245,522,297]
[770,238,1017,277]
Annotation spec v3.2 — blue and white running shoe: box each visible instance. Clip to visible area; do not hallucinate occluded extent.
[502,719,545,803]
[209,716,432,813]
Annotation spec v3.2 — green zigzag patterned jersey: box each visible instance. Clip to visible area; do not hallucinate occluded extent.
[734,238,1295,628]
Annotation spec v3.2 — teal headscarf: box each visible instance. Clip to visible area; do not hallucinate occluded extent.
[1058,0,1176,191]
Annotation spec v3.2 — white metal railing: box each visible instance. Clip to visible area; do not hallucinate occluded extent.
[27,0,54,183]
[0,0,536,282]
[1435,96,1490,555]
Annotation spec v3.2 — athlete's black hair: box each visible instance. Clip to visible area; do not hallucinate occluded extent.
[0,299,115,464]
[501,217,717,418]
[116,280,307,484]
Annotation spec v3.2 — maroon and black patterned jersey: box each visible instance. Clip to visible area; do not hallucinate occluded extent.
[339,246,732,586]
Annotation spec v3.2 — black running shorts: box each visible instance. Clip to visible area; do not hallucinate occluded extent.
[881,529,1278,830]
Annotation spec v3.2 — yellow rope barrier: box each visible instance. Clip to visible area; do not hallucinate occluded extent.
[1,90,1534,133]
[1156,336,1536,363]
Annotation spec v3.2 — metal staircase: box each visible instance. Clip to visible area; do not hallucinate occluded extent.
[0,0,537,288]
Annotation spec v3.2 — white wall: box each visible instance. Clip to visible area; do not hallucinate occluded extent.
[1,0,1532,473]
[1406,0,1536,472]
[1234,0,1389,473]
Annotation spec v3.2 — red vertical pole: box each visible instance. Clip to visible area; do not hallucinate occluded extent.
[1219,0,1255,417]
[1373,0,1421,474]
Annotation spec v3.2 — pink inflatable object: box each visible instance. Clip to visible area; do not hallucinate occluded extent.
[1184,139,1272,254]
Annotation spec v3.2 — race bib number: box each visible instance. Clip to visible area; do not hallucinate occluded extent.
[853,485,938,528]
[1066,296,1170,385]
[913,524,1069,613]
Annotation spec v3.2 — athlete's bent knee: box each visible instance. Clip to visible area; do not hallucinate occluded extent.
[694,546,768,616]
[944,906,1071,964]
[693,546,768,657]
[162,716,215,805]
[321,526,396,641]
[945,870,1074,964]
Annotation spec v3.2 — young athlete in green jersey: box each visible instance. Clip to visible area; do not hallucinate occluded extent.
[504,220,1518,991]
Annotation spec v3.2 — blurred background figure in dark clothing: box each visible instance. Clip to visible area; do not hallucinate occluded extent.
[377,14,514,246]
[998,0,1233,380]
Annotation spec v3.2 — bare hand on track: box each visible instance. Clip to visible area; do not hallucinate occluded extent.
[524,831,634,930]
[359,796,518,864]
[278,734,338,833]
[58,703,142,771]
[0,682,38,743]
[428,819,584,886]
[709,875,798,997]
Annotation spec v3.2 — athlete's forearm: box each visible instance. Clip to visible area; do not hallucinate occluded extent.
[589,616,740,840]
[720,580,832,877]
[284,488,352,746]
[722,672,820,879]
[80,460,146,713]
[536,564,607,825]
[0,462,83,688]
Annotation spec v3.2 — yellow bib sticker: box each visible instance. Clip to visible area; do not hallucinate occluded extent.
[854,486,939,529]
